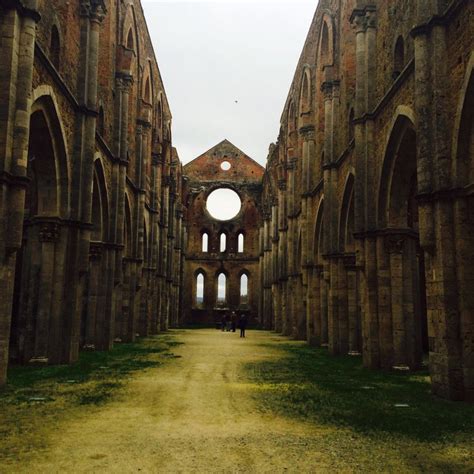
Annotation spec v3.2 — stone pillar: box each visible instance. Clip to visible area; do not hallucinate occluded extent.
[0,0,40,385]
[351,5,379,368]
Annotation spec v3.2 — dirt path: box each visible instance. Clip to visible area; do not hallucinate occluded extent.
[8,329,335,473]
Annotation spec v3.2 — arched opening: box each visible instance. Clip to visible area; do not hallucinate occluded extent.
[393,36,405,79]
[379,115,428,368]
[91,170,104,242]
[157,101,163,134]
[240,274,249,306]
[220,233,227,252]
[144,77,151,104]
[124,195,132,258]
[126,28,134,50]
[217,273,226,303]
[339,175,360,353]
[454,66,474,389]
[300,70,311,115]
[10,105,64,364]
[320,21,330,67]
[196,272,205,306]
[238,233,244,253]
[202,232,209,252]
[50,25,60,70]
[313,200,328,346]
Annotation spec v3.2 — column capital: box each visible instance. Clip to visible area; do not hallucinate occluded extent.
[350,6,377,32]
[39,221,60,243]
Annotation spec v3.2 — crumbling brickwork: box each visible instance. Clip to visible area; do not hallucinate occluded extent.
[259,0,474,402]
[0,0,183,384]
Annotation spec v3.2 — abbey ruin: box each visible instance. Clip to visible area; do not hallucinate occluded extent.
[0,0,473,403]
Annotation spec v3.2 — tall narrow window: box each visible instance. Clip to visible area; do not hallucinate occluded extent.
[393,36,405,79]
[217,273,226,303]
[50,25,60,70]
[220,233,226,252]
[196,273,204,306]
[202,232,209,252]
[126,28,134,50]
[238,233,244,253]
[240,274,249,305]
[144,77,151,103]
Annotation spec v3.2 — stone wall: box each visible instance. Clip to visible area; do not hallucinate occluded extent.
[0,0,183,384]
[182,140,264,326]
[260,0,474,402]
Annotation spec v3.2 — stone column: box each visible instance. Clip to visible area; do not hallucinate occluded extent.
[0,0,40,385]
[351,5,379,368]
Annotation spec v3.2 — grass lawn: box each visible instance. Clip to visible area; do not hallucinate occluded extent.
[0,334,182,463]
[245,339,474,472]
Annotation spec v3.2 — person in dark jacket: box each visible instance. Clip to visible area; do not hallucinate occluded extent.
[230,311,237,332]
[239,313,248,338]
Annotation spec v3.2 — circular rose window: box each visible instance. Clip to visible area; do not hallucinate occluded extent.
[206,188,241,221]
[221,161,231,171]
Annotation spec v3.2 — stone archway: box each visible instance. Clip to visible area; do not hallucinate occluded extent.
[378,114,428,370]
[9,99,68,365]
[453,63,474,401]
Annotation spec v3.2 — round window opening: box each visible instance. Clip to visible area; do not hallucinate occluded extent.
[206,188,241,221]
[221,161,231,171]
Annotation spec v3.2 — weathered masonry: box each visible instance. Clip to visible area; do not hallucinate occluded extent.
[0,0,473,404]
[0,0,184,385]
[182,140,264,326]
[259,0,474,402]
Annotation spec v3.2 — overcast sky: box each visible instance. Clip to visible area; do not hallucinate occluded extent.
[142,0,317,166]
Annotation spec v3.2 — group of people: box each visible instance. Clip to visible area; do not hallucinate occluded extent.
[221,311,248,338]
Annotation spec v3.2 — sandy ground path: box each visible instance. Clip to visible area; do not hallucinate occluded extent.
[11,329,332,473]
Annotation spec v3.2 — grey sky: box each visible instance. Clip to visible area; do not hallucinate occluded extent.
[141,0,317,165]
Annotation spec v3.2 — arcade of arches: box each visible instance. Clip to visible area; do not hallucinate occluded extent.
[0,0,473,403]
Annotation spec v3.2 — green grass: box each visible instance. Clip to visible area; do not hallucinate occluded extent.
[1,334,180,406]
[245,342,474,443]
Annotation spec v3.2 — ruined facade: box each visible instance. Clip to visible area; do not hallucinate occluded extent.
[0,0,184,385]
[182,140,264,326]
[259,0,474,401]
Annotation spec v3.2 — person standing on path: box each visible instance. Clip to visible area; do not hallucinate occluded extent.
[239,313,248,338]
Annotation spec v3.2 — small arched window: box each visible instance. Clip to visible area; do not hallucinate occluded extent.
[202,232,209,252]
[50,25,60,70]
[393,36,405,79]
[300,71,311,114]
[126,28,134,50]
[320,21,330,66]
[240,274,249,305]
[144,77,151,104]
[217,273,226,302]
[196,272,205,306]
[220,233,227,252]
[98,106,105,136]
[238,233,244,253]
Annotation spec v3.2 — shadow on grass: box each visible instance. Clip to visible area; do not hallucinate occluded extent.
[2,335,176,406]
[245,342,474,443]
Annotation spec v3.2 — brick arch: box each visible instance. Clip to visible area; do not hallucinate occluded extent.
[338,172,355,253]
[91,158,110,242]
[452,52,474,187]
[313,197,324,263]
[30,89,70,218]
[317,13,335,69]
[377,109,417,228]
[299,66,312,116]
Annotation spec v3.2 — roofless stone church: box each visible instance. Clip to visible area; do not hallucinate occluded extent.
[0,0,472,402]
